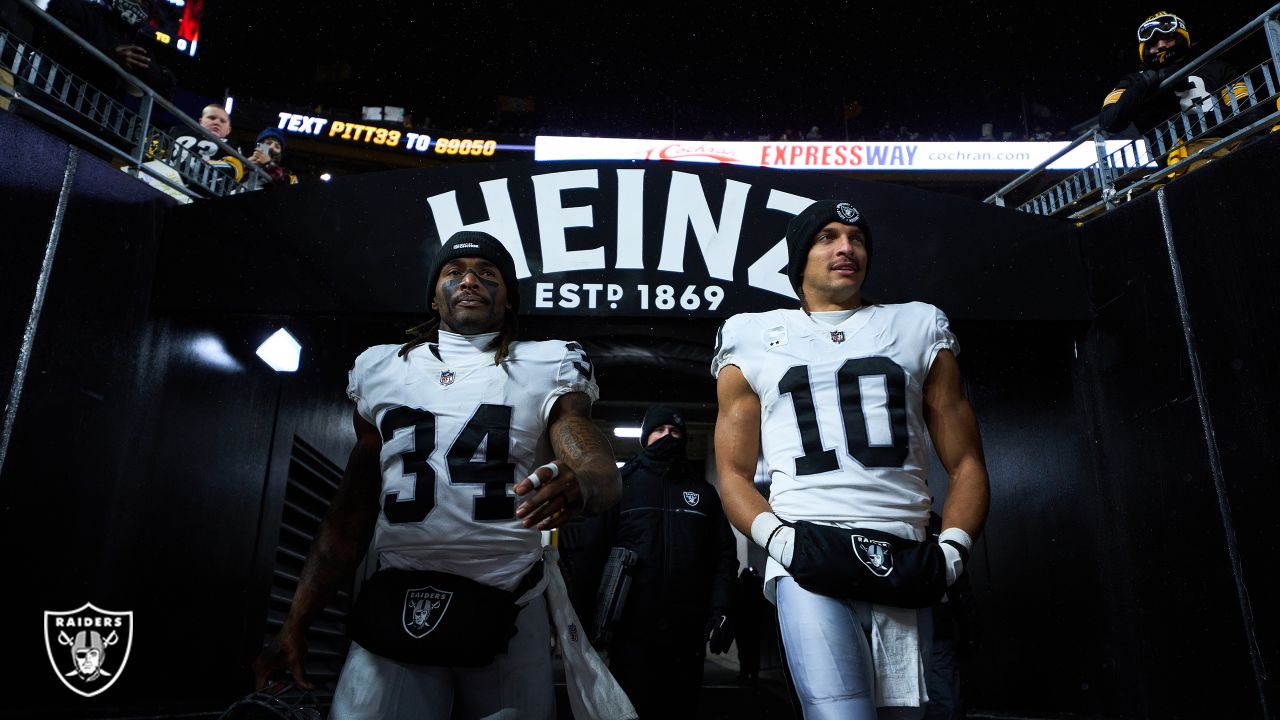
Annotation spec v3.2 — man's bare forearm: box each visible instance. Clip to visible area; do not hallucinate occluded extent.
[714,366,770,537]
[551,415,621,514]
[940,457,989,540]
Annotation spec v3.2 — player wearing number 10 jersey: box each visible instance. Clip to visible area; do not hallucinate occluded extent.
[713,201,989,719]
[715,300,954,530]
[254,231,622,719]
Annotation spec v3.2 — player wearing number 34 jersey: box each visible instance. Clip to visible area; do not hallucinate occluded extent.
[347,334,597,590]
[254,231,624,720]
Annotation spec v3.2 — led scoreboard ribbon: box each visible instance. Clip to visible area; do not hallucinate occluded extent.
[276,112,498,156]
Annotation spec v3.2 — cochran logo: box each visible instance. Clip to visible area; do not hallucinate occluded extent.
[643,143,742,164]
[851,535,894,578]
[44,603,133,698]
[403,586,453,638]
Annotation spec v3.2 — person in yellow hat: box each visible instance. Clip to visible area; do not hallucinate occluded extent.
[1099,12,1247,172]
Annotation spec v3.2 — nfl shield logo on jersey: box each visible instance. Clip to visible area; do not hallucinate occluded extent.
[403,586,453,638]
[851,535,894,577]
[438,370,455,386]
[683,491,700,506]
[44,603,133,698]
[830,330,845,344]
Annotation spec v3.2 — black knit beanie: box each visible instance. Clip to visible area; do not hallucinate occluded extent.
[640,405,687,448]
[785,200,872,293]
[426,231,520,314]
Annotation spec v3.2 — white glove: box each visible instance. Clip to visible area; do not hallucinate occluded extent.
[938,527,973,587]
[751,513,794,569]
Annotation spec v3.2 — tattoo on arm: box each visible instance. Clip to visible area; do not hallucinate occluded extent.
[548,393,621,514]
[553,417,611,467]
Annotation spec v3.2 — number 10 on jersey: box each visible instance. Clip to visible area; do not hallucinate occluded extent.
[779,357,910,474]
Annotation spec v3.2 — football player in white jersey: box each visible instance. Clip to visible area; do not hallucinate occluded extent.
[712,201,990,720]
[254,231,623,719]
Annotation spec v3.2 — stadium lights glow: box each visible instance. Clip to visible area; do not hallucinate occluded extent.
[613,427,642,438]
[320,172,332,182]
[224,96,234,114]
[256,329,301,372]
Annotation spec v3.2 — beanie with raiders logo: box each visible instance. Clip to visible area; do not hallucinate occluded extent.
[426,231,520,314]
[785,200,873,293]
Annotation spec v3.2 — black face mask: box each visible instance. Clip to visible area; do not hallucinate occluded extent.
[643,433,686,462]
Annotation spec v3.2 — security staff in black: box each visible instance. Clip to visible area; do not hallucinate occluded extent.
[587,406,738,719]
[1100,12,1247,150]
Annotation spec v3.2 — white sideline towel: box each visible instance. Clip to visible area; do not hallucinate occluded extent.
[544,547,637,720]
[870,604,928,707]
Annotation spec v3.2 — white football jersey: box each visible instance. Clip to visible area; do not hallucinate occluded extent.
[712,302,958,530]
[347,335,599,591]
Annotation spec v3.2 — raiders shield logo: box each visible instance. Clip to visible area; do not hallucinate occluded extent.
[835,202,860,224]
[683,491,700,506]
[830,330,845,344]
[852,535,894,577]
[439,370,455,386]
[44,603,133,698]
[403,586,453,638]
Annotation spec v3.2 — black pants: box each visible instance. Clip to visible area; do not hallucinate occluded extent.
[609,630,705,719]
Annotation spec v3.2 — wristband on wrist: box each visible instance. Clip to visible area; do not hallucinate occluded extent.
[939,527,973,564]
[750,512,782,549]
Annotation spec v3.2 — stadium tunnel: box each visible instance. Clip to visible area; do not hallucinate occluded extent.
[3,102,1279,719]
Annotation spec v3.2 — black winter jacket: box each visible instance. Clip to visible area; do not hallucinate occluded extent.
[1100,57,1244,136]
[562,446,738,642]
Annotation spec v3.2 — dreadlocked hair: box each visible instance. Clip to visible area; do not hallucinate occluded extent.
[397,309,519,366]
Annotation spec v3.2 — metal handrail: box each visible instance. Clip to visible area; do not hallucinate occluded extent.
[985,127,1096,206]
[986,2,1280,213]
[2,0,271,193]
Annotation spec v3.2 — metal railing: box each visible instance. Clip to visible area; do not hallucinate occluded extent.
[0,0,270,199]
[986,3,1280,218]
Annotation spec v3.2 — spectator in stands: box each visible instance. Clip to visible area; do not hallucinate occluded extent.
[163,103,245,182]
[170,104,232,159]
[44,0,176,100]
[139,102,244,194]
[246,127,298,186]
[1099,12,1246,169]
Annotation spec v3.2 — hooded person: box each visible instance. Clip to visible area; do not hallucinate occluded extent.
[248,127,299,186]
[1099,11,1247,151]
[559,404,739,718]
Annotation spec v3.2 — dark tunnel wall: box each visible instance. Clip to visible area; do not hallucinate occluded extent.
[2,103,1278,718]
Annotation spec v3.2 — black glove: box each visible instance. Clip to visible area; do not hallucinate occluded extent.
[1140,67,1191,92]
[705,609,735,654]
